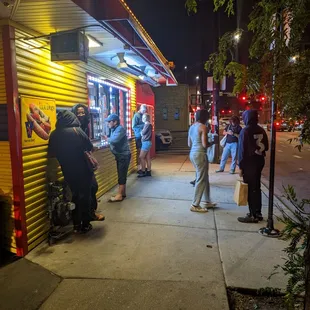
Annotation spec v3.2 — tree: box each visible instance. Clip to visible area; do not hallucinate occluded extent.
[186,0,310,143]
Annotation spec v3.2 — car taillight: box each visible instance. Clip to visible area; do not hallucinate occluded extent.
[276,122,280,126]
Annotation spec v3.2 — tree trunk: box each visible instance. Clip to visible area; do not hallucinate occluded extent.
[304,235,310,310]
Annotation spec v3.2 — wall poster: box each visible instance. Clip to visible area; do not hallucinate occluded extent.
[21,96,56,148]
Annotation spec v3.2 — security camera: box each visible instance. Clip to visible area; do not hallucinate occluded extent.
[1,0,16,7]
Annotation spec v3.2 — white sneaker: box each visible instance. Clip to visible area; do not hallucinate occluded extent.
[190,205,208,213]
[202,202,217,208]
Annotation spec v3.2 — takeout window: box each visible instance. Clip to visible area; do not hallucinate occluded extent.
[87,75,132,141]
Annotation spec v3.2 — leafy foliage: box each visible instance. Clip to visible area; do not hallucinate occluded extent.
[185,0,234,15]
[273,185,310,309]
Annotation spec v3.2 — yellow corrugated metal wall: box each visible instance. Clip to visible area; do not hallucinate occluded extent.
[15,28,137,251]
[0,26,16,254]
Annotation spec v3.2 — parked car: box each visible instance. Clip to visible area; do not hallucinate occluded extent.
[295,122,304,131]
[267,120,287,131]
[280,119,295,132]
[155,129,173,151]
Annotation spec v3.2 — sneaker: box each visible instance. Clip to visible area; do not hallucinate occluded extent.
[238,214,259,223]
[216,169,224,173]
[247,213,263,221]
[146,171,152,177]
[80,223,93,233]
[138,172,147,178]
[190,180,196,186]
[203,202,217,208]
[137,170,143,174]
[190,205,208,213]
[229,170,235,174]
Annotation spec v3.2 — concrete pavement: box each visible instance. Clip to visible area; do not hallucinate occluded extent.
[1,154,289,310]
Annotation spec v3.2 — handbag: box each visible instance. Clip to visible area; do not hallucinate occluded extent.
[220,135,227,148]
[234,180,248,206]
[220,125,232,148]
[73,127,98,172]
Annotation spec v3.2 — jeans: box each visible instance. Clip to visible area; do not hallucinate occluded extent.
[190,152,211,207]
[242,155,265,217]
[220,142,238,171]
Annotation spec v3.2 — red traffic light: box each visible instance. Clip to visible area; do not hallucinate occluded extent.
[242,96,246,101]
[261,96,266,101]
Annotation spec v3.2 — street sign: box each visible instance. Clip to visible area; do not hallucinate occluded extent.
[207,76,226,91]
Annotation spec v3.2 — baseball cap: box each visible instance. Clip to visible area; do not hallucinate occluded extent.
[106,114,120,122]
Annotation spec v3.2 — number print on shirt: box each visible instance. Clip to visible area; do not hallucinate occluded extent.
[254,134,265,155]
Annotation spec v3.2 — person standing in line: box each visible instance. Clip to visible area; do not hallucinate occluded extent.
[188,110,216,213]
[103,114,131,202]
[48,111,94,233]
[190,119,212,186]
[238,110,269,223]
[216,116,242,174]
[132,104,147,173]
[138,113,153,178]
[71,104,104,222]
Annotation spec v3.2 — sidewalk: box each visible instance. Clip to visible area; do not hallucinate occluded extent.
[1,154,288,310]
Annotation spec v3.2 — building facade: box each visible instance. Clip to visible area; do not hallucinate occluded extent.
[0,0,176,256]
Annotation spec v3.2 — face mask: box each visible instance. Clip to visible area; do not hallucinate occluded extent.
[77,115,88,127]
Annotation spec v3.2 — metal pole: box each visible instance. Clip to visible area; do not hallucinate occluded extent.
[259,9,281,238]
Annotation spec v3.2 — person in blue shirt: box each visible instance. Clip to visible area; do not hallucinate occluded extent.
[132,104,147,173]
[237,110,269,223]
[103,114,131,202]
[216,116,242,174]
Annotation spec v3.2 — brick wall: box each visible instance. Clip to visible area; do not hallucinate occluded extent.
[153,84,189,132]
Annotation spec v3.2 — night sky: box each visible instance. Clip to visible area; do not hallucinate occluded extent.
[126,0,244,85]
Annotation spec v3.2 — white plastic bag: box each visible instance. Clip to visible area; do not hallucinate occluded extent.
[220,135,227,148]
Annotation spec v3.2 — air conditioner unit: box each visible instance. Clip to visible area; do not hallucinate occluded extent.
[50,31,89,63]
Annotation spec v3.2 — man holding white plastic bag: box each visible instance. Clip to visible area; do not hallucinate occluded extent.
[237,110,269,223]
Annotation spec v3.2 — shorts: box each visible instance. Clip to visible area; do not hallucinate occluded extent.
[141,140,152,152]
[135,137,142,150]
[115,154,131,185]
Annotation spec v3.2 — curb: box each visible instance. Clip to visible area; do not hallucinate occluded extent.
[261,176,294,213]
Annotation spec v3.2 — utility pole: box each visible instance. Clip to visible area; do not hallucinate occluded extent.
[212,10,220,162]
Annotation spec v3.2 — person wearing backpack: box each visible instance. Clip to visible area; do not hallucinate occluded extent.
[216,116,242,174]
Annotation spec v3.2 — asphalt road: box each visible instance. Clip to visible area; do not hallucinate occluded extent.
[263,130,310,200]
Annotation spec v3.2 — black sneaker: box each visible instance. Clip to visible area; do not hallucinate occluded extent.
[190,180,196,186]
[80,223,93,233]
[137,170,143,174]
[138,172,147,178]
[238,214,259,223]
[247,213,263,221]
[146,171,152,177]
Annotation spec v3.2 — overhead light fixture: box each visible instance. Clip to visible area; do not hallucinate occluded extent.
[87,35,102,48]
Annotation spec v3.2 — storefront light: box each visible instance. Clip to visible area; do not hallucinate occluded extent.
[88,75,129,93]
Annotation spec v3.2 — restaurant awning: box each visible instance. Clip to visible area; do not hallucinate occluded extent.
[0,0,177,87]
